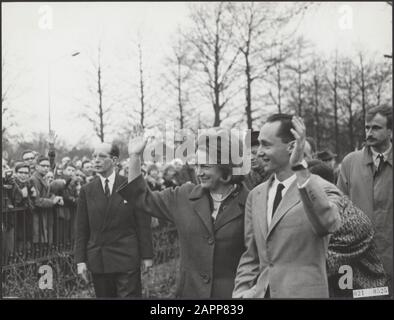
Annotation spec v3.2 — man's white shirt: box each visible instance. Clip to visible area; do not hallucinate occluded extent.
[371,144,392,169]
[267,174,297,227]
[77,170,116,272]
[98,170,116,196]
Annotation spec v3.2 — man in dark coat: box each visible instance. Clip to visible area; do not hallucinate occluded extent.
[75,142,153,298]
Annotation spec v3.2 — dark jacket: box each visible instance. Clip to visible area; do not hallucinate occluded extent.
[11,178,35,209]
[30,171,55,209]
[75,174,153,274]
[243,168,270,191]
[118,175,248,298]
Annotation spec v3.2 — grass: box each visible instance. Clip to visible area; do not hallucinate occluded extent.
[69,258,180,298]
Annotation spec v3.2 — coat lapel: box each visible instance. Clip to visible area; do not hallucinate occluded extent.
[102,174,123,229]
[254,176,272,240]
[267,180,300,238]
[214,185,248,232]
[189,185,214,235]
[360,147,374,199]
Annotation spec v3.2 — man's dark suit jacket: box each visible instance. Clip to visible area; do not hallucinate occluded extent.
[75,174,153,274]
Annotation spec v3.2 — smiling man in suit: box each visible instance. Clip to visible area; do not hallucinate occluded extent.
[75,142,153,298]
[233,114,342,299]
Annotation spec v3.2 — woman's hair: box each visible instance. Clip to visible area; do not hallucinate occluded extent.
[147,164,159,175]
[307,159,335,183]
[196,127,246,185]
[217,164,245,185]
[162,164,176,179]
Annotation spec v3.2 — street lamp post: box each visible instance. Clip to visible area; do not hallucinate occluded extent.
[47,51,80,133]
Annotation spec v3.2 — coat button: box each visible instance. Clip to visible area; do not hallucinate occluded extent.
[201,274,210,283]
[208,237,214,245]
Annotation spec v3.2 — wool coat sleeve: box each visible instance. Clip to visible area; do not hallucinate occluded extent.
[30,177,54,208]
[74,186,90,264]
[117,174,178,223]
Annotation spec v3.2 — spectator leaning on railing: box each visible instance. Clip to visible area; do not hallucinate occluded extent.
[30,155,64,244]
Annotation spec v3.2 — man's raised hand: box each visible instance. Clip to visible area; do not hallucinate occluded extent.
[128,124,148,156]
[289,116,306,166]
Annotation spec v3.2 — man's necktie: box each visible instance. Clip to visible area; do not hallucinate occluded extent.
[104,178,110,198]
[272,183,285,218]
[377,154,384,174]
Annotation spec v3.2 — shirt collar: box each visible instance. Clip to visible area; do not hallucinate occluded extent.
[273,173,296,189]
[371,144,392,162]
[98,170,116,185]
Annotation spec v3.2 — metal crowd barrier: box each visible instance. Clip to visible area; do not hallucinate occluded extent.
[2,206,179,268]
[2,187,180,298]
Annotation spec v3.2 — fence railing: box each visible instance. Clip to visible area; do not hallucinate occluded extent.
[2,187,180,298]
[2,205,77,267]
[2,204,179,269]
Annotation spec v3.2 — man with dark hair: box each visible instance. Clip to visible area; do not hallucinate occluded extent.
[22,130,57,172]
[243,131,270,190]
[337,105,393,294]
[81,160,95,184]
[233,113,342,298]
[75,142,153,298]
[63,164,76,179]
[22,150,37,172]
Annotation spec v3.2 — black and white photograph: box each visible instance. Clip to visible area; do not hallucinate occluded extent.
[1,1,393,303]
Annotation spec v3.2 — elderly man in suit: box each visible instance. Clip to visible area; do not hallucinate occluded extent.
[233,114,342,298]
[75,142,153,298]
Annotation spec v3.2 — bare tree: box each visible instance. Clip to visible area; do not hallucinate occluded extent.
[370,59,392,107]
[231,2,312,127]
[355,51,374,126]
[339,58,359,150]
[2,53,16,137]
[81,43,114,142]
[326,51,340,155]
[308,55,328,150]
[266,41,295,114]
[163,30,194,130]
[186,2,242,126]
[285,36,311,116]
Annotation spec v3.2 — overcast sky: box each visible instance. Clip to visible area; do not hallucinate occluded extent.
[2,2,392,147]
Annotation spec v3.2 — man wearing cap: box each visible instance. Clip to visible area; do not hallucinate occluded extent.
[118,126,249,298]
[337,105,393,293]
[233,114,342,298]
[317,149,337,169]
[317,149,339,182]
[243,131,270,190]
